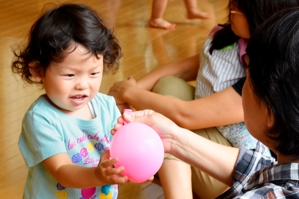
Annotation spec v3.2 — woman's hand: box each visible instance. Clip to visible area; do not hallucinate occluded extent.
[111,110,180,154]
[108,76,137,112]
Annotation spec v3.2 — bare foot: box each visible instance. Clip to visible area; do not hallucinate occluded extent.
[148,18,176,30]
[187,9,211,19]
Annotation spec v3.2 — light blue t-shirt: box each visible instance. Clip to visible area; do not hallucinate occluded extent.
[19,93,120,199]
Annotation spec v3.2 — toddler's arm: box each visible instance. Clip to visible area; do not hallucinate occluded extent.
[42,150,128,188]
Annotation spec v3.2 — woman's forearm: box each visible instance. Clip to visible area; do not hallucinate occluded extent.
[137,55,200,90]
[123,86,244,129]
[171,126,239,186]
[177,86,244,129]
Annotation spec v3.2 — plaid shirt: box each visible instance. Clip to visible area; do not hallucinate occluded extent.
[218,142,299,198]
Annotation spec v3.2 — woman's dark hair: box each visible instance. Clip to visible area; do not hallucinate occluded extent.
[12,3,122,84]
[247,7,299,158]
[209,0,299,54]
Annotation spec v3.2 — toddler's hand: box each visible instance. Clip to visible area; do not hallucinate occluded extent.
[111,112,128,136]
[95,150,129,184]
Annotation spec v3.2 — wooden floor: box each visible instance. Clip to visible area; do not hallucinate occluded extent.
[0,0,228,198]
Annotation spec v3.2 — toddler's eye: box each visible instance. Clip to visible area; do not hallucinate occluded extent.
[91,72,99,76]
[64,74,74,77]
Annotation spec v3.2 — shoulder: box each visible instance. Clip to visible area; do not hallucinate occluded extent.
[92,92,117,107]
[91,92,120,117]
[23,95,83,129]
[24,95,58,120]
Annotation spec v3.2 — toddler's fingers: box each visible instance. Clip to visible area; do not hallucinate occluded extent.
[100,150,110,161]
[106,166,125,176]
[148,176,154,181]
[99,150,118,167]
[110,175,129,184]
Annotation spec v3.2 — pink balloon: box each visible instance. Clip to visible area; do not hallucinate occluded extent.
[110,122,164,182]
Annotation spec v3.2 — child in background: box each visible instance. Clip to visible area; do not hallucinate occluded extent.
[148,0,211,30]
[109,0,299,198]
[11,3,129,199]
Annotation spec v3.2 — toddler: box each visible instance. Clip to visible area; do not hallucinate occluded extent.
[12,3,129,199]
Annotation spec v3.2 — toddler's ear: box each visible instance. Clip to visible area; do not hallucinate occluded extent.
[29,62,42,82]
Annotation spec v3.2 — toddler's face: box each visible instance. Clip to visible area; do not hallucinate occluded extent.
[41,44,103,116]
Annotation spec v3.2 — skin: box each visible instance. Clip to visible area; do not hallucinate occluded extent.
[230,6,250,39]
[37,45,103,118]
[148,0,211,30]
[30,44,130,188]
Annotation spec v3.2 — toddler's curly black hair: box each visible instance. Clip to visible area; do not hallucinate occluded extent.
[12,3,122,84]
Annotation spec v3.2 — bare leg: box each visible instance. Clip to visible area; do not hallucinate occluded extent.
[158,159,193,199]
[148,0,176,30]
[184,0,211,19]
